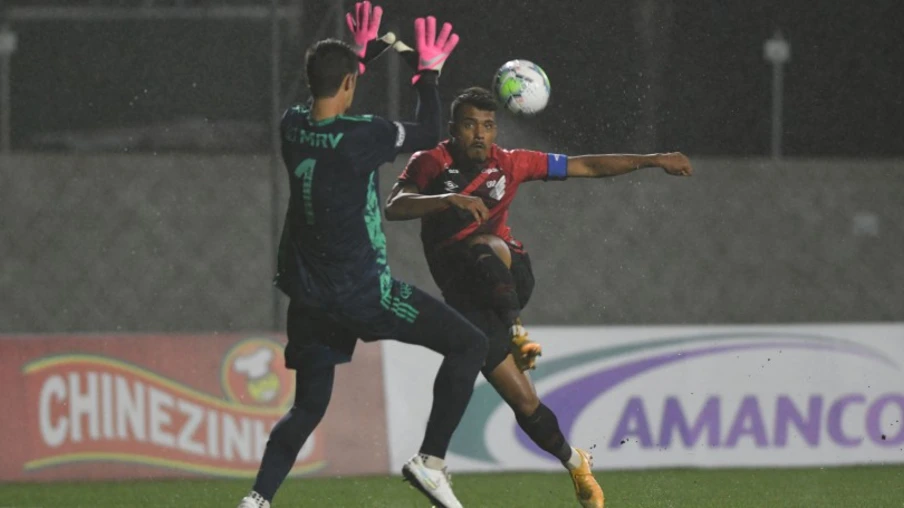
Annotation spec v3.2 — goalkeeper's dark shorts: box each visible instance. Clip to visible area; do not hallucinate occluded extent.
[428,244,536,376]
[284,277,487,372]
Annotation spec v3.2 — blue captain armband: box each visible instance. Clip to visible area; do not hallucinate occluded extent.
[547,153,568,180]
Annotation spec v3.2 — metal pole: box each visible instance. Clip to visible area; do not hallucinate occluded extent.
[334,0,345,39]
[7,6,302,22]
[0,24,17,154]
[763,31,790,161]
[387,26,400,121]
[771,61,783,160]
[269,0,283,331]
[0,54,9,153]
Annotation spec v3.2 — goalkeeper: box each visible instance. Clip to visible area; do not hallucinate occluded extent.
[238,4,484,508]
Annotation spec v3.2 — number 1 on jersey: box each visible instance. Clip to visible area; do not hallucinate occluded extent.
[294,158,317,225]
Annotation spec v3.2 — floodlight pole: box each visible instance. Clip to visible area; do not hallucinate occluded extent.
[387,25,400,121]
[764,30,790,161]
[270,0,284,331]
[0,24,17,154]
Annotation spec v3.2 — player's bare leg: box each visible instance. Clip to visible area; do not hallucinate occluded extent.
[468,233,513,266]
[467,234,542,370]
[486,350,604,507]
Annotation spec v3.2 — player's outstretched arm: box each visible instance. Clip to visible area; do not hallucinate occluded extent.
[385,183,489,223]
[395,73,443,153]
[566,152,693,178]
[391,16,461,154]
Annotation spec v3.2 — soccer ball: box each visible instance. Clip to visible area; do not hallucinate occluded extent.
[492,59,551,116]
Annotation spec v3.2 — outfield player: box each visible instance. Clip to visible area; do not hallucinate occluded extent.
[385,87,694,508]
[238,7,485,508]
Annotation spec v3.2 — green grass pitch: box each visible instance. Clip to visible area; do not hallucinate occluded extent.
[2,466,903,507]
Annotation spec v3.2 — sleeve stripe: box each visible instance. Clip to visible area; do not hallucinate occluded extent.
[393,121,406,148]
[547,153,568,180]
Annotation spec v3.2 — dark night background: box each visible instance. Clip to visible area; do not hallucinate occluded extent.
[4,0,902,156]
[4,2,904,335]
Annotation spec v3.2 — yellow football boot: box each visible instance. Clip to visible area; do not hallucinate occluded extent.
[569,449,604,508]
[509,319,542,371]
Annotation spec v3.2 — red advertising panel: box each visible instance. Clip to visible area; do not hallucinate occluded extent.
[0,334,388,481]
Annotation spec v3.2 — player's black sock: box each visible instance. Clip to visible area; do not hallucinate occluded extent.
[516,403,573,463]
[419,335,488,458]
[409,300,489,459]
[470,244,521,325]
[252,365,335,502]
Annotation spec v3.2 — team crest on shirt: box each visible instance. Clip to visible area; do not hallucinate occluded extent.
[488,175,507,201]
[444,180,459,192]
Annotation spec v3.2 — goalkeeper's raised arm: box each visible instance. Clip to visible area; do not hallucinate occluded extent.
[391,16,460,154]
[347,7,460,155]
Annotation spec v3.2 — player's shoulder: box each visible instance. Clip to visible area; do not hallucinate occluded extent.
[336,112,377,125]
[337,112,399,130]
[495,145,546,159]
[286,103,309,115]
[282,106,388,132]
[281,103,309,125]
[408,141,451,167]
[495,146,549,168]
[336,113,397,140]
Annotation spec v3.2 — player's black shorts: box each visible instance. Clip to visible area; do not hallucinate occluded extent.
[284,277,487,372]
[427,243,535,376]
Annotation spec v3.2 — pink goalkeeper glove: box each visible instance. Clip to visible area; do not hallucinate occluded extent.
[345,1,384,74]
[393,16,460,84]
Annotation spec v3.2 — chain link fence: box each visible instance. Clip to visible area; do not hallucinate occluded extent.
[3,2,902,334]
[1,153,277,333]
[3,154,903,334]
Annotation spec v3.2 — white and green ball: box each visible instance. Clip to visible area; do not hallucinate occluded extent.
[492,59,551,116]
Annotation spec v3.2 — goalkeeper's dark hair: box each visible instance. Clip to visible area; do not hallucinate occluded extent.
[451,87,498,122]
[305,39,359,98]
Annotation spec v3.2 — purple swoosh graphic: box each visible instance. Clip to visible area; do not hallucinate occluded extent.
[515,340,893,461]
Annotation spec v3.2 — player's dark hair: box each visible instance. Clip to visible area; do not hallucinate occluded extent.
[451,87,498,123]
[305,38,359,98]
